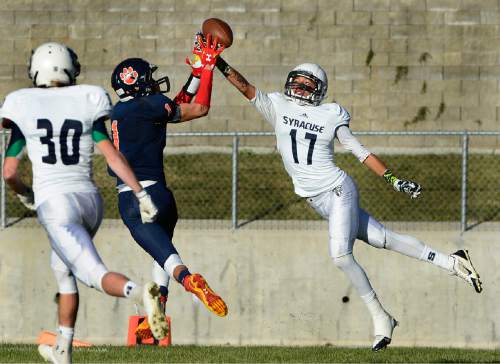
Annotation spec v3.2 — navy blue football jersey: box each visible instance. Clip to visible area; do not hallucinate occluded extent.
[108,94,180,185]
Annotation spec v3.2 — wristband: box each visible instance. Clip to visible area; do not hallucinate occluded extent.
[383,169,398,185]
[184,73,201,95]
[173,74,201,105]
[216,57,231,77]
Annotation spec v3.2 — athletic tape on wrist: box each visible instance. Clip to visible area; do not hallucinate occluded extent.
[186,75,200,94]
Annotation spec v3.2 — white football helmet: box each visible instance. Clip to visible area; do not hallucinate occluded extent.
[28,42,81,87]
[284,63,328,106]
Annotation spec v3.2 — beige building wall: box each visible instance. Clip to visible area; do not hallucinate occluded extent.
[0,221,499,347]
[0,0,499,149]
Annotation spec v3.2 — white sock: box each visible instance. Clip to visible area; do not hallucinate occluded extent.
[383,230,454,272]
[420,246,454,272]
[163,254,183,278]
[123,280,143,305]
[361,290,387,319]
[56,326,73,354]
[123,281,137,298]
[152,260,170,288]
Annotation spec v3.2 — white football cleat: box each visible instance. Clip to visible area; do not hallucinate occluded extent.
[38,344,71,364]
[372,313,398,352]
[143,281,169,340]
[451,250,482,293]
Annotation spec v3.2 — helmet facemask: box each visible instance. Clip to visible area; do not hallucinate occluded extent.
[284,69,327,106]
[150,64,170,95]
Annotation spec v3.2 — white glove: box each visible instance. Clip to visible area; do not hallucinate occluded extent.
[17,187,36,211]
[135,189,158,223]
[393,179,422,199]
[384,169,422,199]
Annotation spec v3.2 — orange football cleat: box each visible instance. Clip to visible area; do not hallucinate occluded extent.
[183,273,228,317]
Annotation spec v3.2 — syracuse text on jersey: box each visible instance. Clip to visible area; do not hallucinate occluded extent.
[282,115,325,133]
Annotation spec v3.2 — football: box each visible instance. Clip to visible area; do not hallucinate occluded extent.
[202,18,233,48]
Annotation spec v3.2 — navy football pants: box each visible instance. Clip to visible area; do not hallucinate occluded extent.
[118,182,179,267]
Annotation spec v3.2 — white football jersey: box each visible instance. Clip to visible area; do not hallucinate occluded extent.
[0,85,111,207]
[251,89,350,197]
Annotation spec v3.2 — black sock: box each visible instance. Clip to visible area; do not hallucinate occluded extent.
[159,285,169,297]
[177,269,191,284]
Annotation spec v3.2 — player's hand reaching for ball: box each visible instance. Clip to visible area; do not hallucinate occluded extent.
[193,33,224,69]
[185,32,205,77]
[135,189,159,223]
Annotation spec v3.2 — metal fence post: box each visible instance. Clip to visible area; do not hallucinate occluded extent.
[1,130,6,229]
[460,132,469,233]
[231,136,239,230]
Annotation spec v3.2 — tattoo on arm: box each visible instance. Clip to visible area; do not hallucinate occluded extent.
[216,57,255,99]
[234,71,249,87]
[228,69,250,93]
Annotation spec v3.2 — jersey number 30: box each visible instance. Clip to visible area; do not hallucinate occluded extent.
[38,119,82,165]
[290,129,317,165]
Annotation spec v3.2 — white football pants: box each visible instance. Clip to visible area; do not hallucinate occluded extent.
[306,174,439,297]
[37,192,108,293]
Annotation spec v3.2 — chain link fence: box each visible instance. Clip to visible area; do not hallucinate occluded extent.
[1,131,499,231]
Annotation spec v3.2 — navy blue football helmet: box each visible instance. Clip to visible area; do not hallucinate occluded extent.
[111,58,170,99]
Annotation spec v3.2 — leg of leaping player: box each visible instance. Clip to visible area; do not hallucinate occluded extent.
[1,42,169,364]
[108,34,228,328]
[117,182,228,320]
[357,208,482,293]
[213,49,483,350]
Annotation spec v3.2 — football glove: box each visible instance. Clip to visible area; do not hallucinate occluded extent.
[17,187,35,211]
[383,169,422,199]
[193,33,224,69]
[185,32,205,77]
[135,190,158,223]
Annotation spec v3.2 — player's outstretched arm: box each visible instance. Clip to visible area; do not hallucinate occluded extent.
[336,125,422,199]
[173,32,208,106]
[215,57,256,100]
[96,139,158,222]
[364,154,423,199]
[177,33,223,122]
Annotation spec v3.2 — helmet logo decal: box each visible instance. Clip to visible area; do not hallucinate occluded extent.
[119,66,138,85]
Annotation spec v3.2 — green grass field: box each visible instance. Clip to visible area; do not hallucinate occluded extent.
[6,153,499,223]
[2,344,500,363]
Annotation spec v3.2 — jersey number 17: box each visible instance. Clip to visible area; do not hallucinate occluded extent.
[289,129,317,165]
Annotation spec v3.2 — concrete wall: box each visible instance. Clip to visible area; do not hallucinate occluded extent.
[0,1,499,149]
[1,220,499,348]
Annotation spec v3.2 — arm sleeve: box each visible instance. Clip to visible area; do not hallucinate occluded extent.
[250,89,277,127]
[173,74,200,105]
[5,122,26,159]
[336,125,371,163]
[92,117,110,143]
